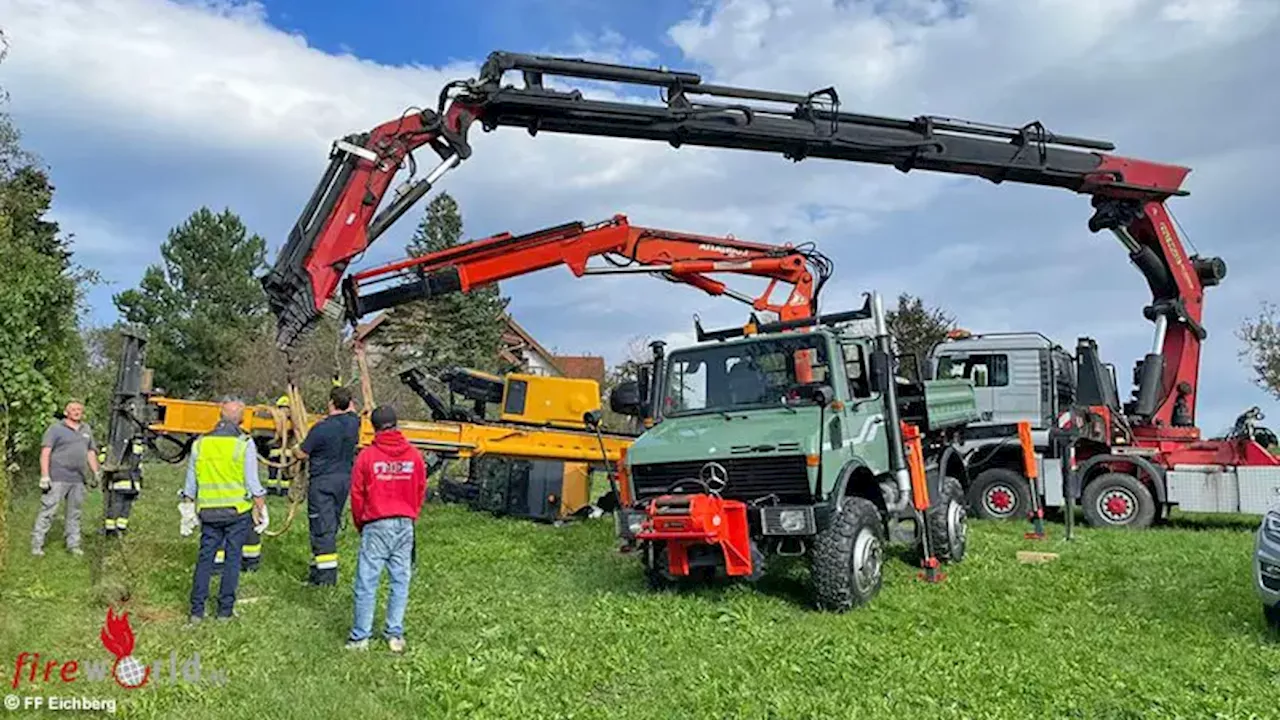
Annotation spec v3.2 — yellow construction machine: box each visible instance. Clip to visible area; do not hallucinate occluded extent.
[114,329,636,527]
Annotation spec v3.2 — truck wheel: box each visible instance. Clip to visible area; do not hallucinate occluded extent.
[643,543,677,590]
[1265,604,1280,633]
[968,468,1031,521]
[1081,472,1156,529]
[811,497,885,612]
[924,476,968,563]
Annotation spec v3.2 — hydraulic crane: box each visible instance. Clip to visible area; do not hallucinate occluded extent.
[340,212,832,325]
[259,50,1277,528]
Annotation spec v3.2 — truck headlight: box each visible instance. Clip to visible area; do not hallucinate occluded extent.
[1265,512,1280,545]
[779,509,808,532]
[761,506,816,535]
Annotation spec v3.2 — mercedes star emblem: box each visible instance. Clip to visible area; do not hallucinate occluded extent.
[699,461,728,491]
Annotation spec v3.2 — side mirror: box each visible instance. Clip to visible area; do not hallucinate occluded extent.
[636,366,651,404]
[808,384,835,406]
[869,350,892,394]
[609,381,645,417]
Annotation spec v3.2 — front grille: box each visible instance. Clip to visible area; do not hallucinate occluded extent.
[631,455,811,504]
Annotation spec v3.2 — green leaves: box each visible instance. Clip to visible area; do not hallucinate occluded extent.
[112,207,269,397]
[1237,300,1280,402]
[0,151,88,463]
[886,292,957,382]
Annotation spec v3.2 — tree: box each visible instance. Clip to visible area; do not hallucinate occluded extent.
[1237,301,1280,400]
[886,292,957,382]
[598,335,658,433]
[0,116,96,469]
[376,193,511,376]
[113,207,269,397]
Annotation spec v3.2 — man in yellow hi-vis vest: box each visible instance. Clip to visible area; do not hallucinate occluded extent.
[179,398,268,622]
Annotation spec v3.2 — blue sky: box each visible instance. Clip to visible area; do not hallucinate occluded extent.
[256,0,698,67]
[2,0,1279,434]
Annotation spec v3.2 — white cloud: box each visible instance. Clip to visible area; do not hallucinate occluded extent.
[1,0,1278,432]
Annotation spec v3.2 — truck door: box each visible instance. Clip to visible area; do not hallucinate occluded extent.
[993,349,1040,426]
[838,341,889,488]
[936,352,998,422]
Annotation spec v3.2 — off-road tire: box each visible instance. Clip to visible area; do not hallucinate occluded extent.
[811,497,885,612]
[1081,471,1156,529]
[923,476,968,563]
[643,542,677,590]
[1265,603,1280,634]
[968,467,1032,521]
[643,542,712,589]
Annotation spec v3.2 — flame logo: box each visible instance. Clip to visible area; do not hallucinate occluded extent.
[100,607,151,689]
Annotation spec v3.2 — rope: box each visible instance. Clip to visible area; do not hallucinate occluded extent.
[263,381,311,538]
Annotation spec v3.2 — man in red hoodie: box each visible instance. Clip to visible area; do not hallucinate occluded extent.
[345,405,427,653]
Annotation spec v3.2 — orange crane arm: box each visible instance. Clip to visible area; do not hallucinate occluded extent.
[341,214,832,324]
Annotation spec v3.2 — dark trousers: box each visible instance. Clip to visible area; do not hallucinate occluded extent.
[189,511,252,618]
[104,487,136,535]
[307,473,349,585]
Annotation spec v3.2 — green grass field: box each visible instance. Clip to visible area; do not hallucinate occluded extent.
[3,463,1279,719]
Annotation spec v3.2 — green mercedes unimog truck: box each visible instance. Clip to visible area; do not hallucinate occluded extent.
[607,291,980,611]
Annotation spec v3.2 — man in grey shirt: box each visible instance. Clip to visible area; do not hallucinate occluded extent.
[32,400,101,556]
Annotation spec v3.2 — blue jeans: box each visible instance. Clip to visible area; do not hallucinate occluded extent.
[190,511,252,618]
[348,517,414,642]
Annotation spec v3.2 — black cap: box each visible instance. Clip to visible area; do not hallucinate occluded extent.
[371,405,398,430]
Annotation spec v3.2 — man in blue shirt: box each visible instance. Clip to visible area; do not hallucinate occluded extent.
[294,386,361,586]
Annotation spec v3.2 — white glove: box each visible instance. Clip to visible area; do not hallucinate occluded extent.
[253,504,269,534]
[178,501,198,537]
[39,476,52,491]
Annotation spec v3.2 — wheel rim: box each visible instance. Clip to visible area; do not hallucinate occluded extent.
[983,483,1019,518]
[948,500,967,555]
[1097,487,1138,523]
[852,529,883,594]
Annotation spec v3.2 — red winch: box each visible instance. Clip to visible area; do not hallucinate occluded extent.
[635,494,754,577]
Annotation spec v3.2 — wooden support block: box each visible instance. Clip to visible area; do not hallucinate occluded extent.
[1017,551,1060,564]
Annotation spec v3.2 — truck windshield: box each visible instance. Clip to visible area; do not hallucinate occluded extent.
[661,334,831,417]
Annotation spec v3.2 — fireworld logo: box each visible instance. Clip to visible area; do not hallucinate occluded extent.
[10,607,228,691]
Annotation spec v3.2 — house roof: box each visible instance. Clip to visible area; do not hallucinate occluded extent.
[552,355,606,383]
[501,314,565,375]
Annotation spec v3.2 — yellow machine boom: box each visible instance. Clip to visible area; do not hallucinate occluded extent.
[148,396,633,463]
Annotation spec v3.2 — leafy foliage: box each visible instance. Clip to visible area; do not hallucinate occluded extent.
[886,292,957,381]
[112,207,269,397]
[0,119,95,467]
[1237,300,1280,400]
[376,193,511,376]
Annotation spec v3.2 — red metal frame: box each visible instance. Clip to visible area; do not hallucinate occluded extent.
[346,213,822,322]
[635,494,754,578]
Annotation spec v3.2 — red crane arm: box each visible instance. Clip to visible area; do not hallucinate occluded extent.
[260,51,1225,435]
[341,214,829,324]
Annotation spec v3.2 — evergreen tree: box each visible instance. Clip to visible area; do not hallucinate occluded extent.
[113,207,268,397]
[377,193,511,375]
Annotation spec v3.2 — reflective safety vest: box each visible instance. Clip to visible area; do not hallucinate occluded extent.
[194,435,253,514]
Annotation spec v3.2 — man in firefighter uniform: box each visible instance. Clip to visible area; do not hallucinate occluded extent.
[101,438,144,536]
[293,385,360,586]
[263,395,293,497]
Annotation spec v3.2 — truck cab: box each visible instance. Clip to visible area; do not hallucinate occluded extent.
[607,293,980,611]
[928,331,1076,520]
